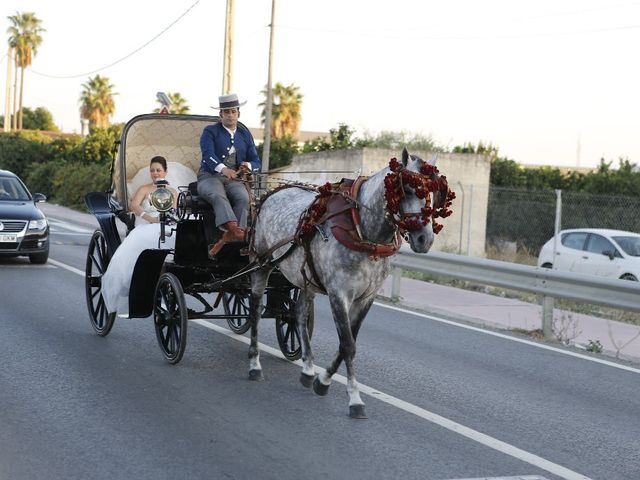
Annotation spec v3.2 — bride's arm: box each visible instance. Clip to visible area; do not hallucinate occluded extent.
[129,184,155,223]
[170,186,179,208]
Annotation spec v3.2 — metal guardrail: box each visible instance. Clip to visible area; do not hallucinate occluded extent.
[389,250,640,336]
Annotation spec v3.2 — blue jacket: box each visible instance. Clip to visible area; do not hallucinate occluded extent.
[199,122,261,173]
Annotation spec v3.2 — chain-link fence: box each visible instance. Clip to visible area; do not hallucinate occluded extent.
[486,187,640,257]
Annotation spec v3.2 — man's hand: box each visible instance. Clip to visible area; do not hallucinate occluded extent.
[222,167,237,179]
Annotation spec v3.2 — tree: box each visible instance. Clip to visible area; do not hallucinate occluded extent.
[256,135,299,169]
[20,106,58,131]
[153,92,190,114]
[79,75,117,129]
[260,83,303,139]
[302,123,357,153]
[7,11,45,130]
[359,130,442,152]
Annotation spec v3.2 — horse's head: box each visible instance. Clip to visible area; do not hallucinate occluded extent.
[384,148,455,253]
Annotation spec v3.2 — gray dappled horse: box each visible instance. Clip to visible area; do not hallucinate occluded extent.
[248,148,454,418]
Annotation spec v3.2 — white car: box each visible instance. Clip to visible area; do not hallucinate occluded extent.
[537,228,640,281]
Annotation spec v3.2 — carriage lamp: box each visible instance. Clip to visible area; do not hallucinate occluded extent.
[150,180,174,212]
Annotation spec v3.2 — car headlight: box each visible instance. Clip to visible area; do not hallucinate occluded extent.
[28,218,48,232]
[150,182,174,212]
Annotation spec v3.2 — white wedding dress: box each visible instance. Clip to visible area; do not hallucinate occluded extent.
[102,163,196,317]
[101,212,175,317]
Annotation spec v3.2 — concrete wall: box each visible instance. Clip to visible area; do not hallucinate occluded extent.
[269,148,491,256]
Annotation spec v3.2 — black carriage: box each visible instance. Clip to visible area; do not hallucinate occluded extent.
[84,113,310,364]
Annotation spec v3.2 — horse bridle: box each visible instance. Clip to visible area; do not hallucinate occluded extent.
[383,157,455,235]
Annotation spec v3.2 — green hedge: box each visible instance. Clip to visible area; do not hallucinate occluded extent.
[0,127,119,210]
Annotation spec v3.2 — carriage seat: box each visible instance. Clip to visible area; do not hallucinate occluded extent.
[186,181,213,214]
[127,161,197,203]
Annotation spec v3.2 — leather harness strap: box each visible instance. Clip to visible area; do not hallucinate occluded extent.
[324,177,401,258]
[251,177,402,294]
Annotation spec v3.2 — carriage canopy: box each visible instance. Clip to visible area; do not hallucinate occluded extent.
[112,114,219,211]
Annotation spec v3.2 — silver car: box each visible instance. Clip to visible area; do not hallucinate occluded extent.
[537,228,640,281]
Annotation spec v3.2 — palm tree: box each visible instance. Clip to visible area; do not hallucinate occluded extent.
[153,92,190,114]
[7,12,45,130]
[260,83,303,139]
[79,75,117,129]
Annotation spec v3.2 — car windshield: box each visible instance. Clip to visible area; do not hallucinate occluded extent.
[612,236,640,257]
[0,177,31,201]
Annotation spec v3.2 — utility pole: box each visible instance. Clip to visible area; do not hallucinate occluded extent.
[4,47,13,132]
[262,0,276,173]
[222,0,234,95]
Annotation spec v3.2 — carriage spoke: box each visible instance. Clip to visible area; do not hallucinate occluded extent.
[97,297,106,327]
[90,254,103,274]
[289,326,297,351]
[154,276,187,359]
[96,240,107,266]
[90,286,100,301]
[170,323,180,353]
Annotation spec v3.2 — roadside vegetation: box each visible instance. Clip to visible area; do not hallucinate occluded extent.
[2,10,639,330]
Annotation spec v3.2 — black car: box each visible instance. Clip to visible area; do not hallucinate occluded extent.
[0,169,49,264]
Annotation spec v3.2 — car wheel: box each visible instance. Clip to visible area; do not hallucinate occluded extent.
[620,273,638,281]
[541,262,553,269]
[29,250,49,264]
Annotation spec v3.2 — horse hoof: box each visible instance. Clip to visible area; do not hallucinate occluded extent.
[312,377,330,396]
[299,373,316,388]
[249,369,264,382]
[349,405,367,419]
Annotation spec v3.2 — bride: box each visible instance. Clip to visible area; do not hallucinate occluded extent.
[101,156,179,317]
[128,156,178,223]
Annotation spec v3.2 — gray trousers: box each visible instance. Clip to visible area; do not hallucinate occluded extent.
[197,171,249,229]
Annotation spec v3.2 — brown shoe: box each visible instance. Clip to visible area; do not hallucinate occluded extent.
[208,221,246,258]
[225,221,246,242]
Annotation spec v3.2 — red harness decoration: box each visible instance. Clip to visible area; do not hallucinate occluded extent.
[297,158,456,260]
[326,178,402,258]
[384,157,456,234]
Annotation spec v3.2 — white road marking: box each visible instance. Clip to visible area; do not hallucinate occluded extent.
[47,218,94,233]
[193,319,591,480]
[374,302,640,375]
[0,264,56,269]
[48,258,85,276]
[48,257,627,479]
[446,477,548,480]
[50,231,92,236]
[48,255,639,374]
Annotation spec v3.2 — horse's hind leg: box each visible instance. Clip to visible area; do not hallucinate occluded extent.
[248,267,272,381]
[297,290,316,388]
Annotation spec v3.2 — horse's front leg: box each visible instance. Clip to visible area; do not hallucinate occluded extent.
[313,295,366,418]
[313,297,374,418]
[297,290,317,388]
[248,268,272,381]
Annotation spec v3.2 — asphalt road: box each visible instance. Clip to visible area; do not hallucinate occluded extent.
[0,217,638,480]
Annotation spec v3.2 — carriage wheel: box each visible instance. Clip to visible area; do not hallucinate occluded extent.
[275,288,314,361]
[222,292,252,334]
[153,273,188,364]
[85,230,116,336]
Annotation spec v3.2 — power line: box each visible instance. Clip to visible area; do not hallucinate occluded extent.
[515,1,640,21]
[28,0,201,79]
[278,22,640,41]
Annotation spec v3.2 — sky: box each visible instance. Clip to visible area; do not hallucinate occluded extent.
[2,0,639,168]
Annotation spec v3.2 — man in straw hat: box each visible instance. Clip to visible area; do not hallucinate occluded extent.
[198,93,261,258]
